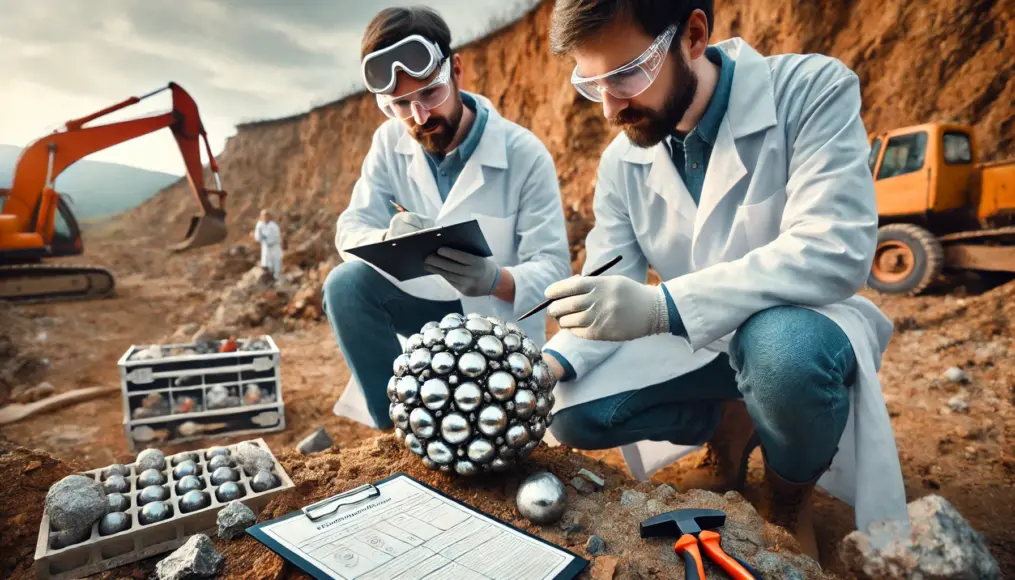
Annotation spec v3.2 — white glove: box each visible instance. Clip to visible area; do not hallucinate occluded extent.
[423,247,501,297]
[385,211,434,239]
[544,275,669,341]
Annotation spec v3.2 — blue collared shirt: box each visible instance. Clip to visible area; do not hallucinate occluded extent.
[423,91,489,201]
[547,46,735,381]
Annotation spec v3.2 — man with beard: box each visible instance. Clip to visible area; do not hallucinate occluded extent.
[325,6,571,432]
[538,0,907,562]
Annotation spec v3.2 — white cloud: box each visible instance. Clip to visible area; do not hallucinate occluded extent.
[0,0,540,174]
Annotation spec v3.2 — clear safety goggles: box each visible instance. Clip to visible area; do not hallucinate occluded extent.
[570,24,678,102]
[361,34,445,94]
[375,58,452,120]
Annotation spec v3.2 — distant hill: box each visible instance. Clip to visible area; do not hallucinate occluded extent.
[0,144,181,221]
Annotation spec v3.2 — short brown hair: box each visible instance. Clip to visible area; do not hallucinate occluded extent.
[549,0,714,55]
[361,6,453,61]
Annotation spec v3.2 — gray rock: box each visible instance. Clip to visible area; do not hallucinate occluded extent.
[840,494,1001,579]
[235,441,275,474]
[570,477,593,494]
[155,534,224,580]
[650,483,677,500]
[136,448,166,472]
[297,427,333,455]
[644,499,668,515]
[619,489,647,509]
[948,396,970,413]
[217,500,257,540]
[943,367,970,384]
[753,550,805,580]
[585,535,606,556]
[45,474,107,531]
[576,468,605,490]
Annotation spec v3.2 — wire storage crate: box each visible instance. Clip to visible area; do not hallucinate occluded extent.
[118,336,286,451]
[33,438,294,580]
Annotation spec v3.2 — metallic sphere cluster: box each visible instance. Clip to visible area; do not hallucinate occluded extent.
[388,312,557,475]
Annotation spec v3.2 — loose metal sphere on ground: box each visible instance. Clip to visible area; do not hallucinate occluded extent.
[99,512,131,536]
[179,490,211,513]
[207,455,234,471]
[172,460,201,479]
[390,313,556,475]
[215,481,246,502]
[175,475,205,495]
[249,470,280,493]
[102,474,130,495]
[139,501,173,525]
[210,466,239,486]
[516,471,567,524]
[137,468,166,488]
[107,493,130,513]
[137,485,169,506]
[101,464,130,481]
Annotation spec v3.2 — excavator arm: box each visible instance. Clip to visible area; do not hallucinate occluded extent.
[0,81,227,256]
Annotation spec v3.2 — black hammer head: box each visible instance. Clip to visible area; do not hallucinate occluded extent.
[639,508,726,539]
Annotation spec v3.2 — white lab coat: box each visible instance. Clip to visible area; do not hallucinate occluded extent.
[541,38,908,534]
[332,91,572,429]
[254,220,282,278]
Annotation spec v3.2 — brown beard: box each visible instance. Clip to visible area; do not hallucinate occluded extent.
[611,52,698,148]
[409,92,464,154]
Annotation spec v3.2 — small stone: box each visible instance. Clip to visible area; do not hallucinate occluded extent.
[563,523,584,541]
[45,474,108,531]
[235,441,275,475]
[217,500,257,540]
[570,477,593,494]
[297,427,333,455]
[155,534,224,580]
[136,448,166,471]
[644,499,668,514]
[753,550,805,580]
[943,367,969,383]
[619,489,647,509]
[577,468,605,490]
[590,555,619,580]
[585,535,607,556]
[650,483,677,500]
[948,396,970,413]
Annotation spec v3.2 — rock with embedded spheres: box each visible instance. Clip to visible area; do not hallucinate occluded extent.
[388,312,557,475]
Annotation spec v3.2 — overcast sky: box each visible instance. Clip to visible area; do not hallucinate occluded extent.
[0,0,539,175]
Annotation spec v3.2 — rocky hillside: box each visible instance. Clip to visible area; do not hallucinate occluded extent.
[105,0,1015,271]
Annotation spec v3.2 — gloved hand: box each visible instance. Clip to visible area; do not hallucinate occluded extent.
[423,247,501,297]
[385,211,434,239]
[544,275,669,341]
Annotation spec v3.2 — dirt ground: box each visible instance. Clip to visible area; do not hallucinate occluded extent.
[2,237,1014,579]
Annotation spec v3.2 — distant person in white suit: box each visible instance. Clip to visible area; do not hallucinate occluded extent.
[254,209,283,280]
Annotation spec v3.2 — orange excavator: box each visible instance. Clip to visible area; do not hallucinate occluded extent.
[0,82,228,303]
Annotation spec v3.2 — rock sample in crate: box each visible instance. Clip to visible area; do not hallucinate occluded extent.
[45,475,107,534]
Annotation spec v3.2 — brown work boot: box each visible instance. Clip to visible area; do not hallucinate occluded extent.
[678,400,760,492]
[757,453,822,562]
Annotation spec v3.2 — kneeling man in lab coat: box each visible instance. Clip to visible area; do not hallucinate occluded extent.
[324,6,572,432]
[541,0,907,560]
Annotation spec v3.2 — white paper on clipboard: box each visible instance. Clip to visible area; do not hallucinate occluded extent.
[256,474,580,580]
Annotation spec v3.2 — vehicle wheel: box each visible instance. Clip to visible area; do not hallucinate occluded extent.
[867,224,944,295]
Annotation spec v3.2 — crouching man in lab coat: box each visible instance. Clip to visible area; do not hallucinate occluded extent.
[324,6,572,431]
[254,209,282,280]
[540,0,907,561]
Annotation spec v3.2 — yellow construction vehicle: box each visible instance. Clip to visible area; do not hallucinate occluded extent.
[866,122,1015,295]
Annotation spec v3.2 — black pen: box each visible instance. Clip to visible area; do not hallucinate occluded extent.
[517,255,623,322]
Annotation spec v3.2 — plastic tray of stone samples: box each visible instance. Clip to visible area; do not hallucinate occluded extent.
[33,438,294,580]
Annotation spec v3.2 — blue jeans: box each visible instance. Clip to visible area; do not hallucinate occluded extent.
[322,261,463,429]
[550,306,856,483]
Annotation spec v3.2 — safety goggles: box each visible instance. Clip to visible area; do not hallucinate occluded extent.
[375,58,452,120]
[570,24,678,102]
[361,34,445,94]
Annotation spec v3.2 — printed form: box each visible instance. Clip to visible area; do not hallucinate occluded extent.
[260,476,576,580]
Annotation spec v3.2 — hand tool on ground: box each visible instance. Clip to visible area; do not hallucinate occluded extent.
[639,508,762,580]
[0,385,119,426]
[517,254,623,322]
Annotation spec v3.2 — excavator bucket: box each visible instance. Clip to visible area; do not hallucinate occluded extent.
[168,213,227,252]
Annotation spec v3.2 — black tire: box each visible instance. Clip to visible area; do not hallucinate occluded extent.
[867,223,944,295]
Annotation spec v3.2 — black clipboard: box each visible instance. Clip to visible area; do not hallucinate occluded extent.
[345,220,493,281]
[246,472,588,580]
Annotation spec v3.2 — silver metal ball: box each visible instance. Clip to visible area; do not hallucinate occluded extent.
[426,440,454,464]
[396,376,420,405]
[516,471,567,524]
[421,456,439,470]
[521,440,540,457]
[250,470,280,493]
[107,493,130,513]
[171,452,198,466]
[445,328,473,351]
[535,394,552,416]
[467,438,495,463]
[175,474,205,495]
[103,474,130,494]
[405,433,425,455]
[478,405,508,437]
[138,501,173,525]
[421,321,440,332]
[386,376,399,402]
[208,455,234,471]
[477,335,505,359]
[532,361,555,391]
[487,371,517,402]
[506,322,523,334]
[405,333,424,353]
[502,334,522,352]
[521,337,541,360]
[99,512,131,536]
[420,378,450,411]
[506,352,532,379]
[454,460,478,476]
[439,313,465,330]
[453,382,482,412]
[440,413,471,445]
[530,419,547,440]
[505,424,531,448]
[422,326,446,347]
[457,351,487,378]
[431,351,456,374]
[490,457,511,471]
[409,407,436,438]
[172,460,201,479]
[137,485,169,506]
[389,403,409,430]
[101,464,130,480]
[216,481,246,502]
[493,324,508,338]
[179,490,211,513]
[514,389,537,419]
[205,446,231,460]
[210,466,240,486]
[408,348,432,374]
[498,444,518,459]
[137,468,165,488]
[393,354,410,377]
[465,317,494,335]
